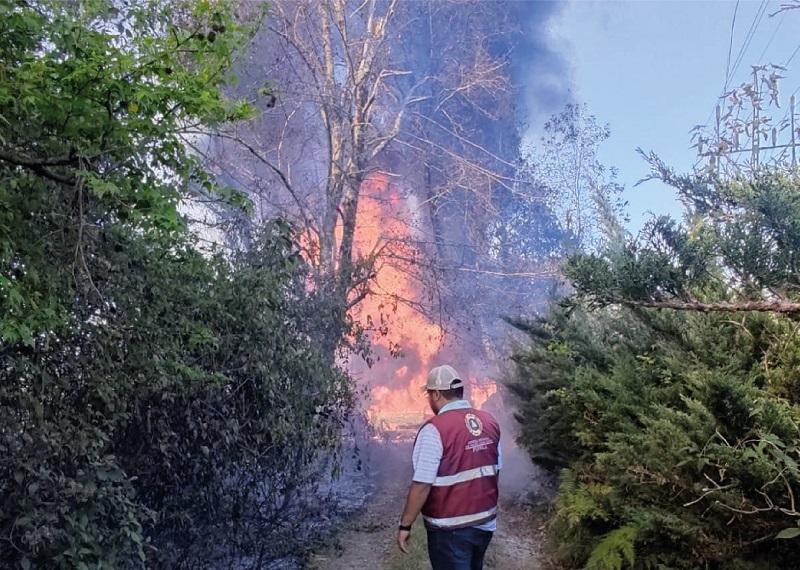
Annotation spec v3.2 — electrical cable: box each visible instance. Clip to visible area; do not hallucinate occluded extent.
[703,1,770,138]
[756,10,786,63]
[727,0,769,88]
[723,0,741,95]
[784,43,800,67]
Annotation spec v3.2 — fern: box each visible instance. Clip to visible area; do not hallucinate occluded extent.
[553,471,612,529]
[585,526,637,570]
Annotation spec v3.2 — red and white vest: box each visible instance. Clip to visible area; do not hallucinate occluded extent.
[418,407,500,529]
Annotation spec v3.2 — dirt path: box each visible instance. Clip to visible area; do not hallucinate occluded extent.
[308,442,412,570]
[309,442,547,570]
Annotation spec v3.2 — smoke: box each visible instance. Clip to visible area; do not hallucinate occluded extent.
[342,1,575,475]
[510,1,574,132]
[206,0,572,504]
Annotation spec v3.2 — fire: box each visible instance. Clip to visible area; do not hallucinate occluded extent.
[470,380,498,411]
[348,173,498,429]
[297,172,499,428]
[350,173,439,424]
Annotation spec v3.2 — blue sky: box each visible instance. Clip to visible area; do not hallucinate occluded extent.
[549,0,800,232]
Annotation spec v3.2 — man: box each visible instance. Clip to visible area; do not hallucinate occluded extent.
[396,364,501,570]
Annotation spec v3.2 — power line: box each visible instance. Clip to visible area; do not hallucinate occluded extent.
[727,0,769,88]
[703,0,783,158]
[723,0,741,94]
[710,0,767,130]
[727,14,796,133]
[756,10,786,62]
[785,43,800,67]
[770,43,800,129]
[703,1,745,135]
[700,3,800,173]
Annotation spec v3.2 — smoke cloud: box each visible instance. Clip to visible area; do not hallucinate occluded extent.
[511,1,574,131]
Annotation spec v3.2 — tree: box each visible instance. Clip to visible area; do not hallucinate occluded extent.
[0,1,353,567]
[198,0,538,354]
[509,168,800,569]
[525,104,626,252]
[571,157,800,313]
[203,0,420,310]
[0,0,256,343]
[392,0,566,347]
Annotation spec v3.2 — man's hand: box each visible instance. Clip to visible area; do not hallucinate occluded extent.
[397,481,431,553]
[396,481,430,553]
[396,529,411,553]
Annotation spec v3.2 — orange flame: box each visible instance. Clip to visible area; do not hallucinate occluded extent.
[349,174,438,423]
[298,173,498,428]
[470,379,498,411]
[348,173,498,429]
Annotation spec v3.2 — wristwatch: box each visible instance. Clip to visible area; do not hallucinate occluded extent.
[398,523,412,532]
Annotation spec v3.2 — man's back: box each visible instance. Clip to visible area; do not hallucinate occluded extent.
[418,405,500,529]
[397,365,501,570]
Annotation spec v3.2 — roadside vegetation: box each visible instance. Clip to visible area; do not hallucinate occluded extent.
[0,1,353,567]
[510,168,800,569]
[6,1,800,569]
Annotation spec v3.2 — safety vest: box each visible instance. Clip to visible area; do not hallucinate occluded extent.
[418,407,500,529]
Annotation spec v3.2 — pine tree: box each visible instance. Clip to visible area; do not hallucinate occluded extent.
[510,167,800,569]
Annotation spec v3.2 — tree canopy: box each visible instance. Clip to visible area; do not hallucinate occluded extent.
[0,1,353,567]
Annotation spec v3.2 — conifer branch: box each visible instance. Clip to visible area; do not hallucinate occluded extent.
[608,298,800,314]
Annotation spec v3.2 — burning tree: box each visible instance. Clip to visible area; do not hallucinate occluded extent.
[193,0,567,417]
[205,0,429,313]
[391,0,565,352]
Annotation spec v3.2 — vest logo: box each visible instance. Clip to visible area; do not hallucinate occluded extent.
[464,413,483,436]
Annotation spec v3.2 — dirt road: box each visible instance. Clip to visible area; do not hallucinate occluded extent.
[309,441,548,570]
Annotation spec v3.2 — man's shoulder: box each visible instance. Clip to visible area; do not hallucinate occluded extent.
[416,422,441,440]
[413,423,443,457]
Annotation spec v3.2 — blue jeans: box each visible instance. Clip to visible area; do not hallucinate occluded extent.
[426,526,494,570]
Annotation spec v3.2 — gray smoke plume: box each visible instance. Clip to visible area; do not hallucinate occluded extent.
[511,1,574,130]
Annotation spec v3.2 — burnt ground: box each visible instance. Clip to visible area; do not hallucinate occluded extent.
[308,439,555,570]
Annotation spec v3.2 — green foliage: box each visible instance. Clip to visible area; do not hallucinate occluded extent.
[566,167,800,306]
[585,526,637,570]
[0,0,257,342]
[776,526,800,539]
[1,1,352,568]
[510,172,800,568]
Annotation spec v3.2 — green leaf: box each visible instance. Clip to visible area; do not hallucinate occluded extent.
[776,527,800,540]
